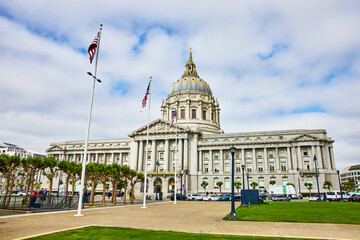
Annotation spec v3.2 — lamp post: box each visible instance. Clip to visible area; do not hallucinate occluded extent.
[297,167,301,195]
[337,170,344,202]
[314,155,321,202]
[155,161,160,200]
[180,171,183,201]
[229,146,237,219]
[246,172,250,190]
[241,164,246,206]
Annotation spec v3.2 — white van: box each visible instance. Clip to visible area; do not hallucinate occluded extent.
[325,191,350,201]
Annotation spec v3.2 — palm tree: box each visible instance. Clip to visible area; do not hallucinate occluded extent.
[201,181,208,192]
[234,182,242,193]
[216,181,223,193]
[323,181,333,191]
[269,180,276,185]
[42,156,58,204]
[304,182,313,195]
[250,182,258,190]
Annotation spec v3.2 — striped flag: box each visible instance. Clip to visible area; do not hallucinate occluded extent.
[88,32,100,64]
[142,81,151,108]
[170,109,177,127]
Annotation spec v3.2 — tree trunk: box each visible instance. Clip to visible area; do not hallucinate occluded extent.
[47,175,53,205]
[64,176,69,204]
[113,181,118,205]
[5,175,15,208]
[123,180,128,204]
[102,179,106,206]
[90,179,96,206]
[1,173,10,208]
[130,179,135,204]
[24,177,30,204]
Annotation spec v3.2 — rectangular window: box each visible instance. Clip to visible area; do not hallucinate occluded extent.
[225,178,230,189]
[203,152,209,160]
[281,162,287,171]
[214,152,219,159]
[279,149,285,157]
[235,163,241,172]
[214,178,219,188]
[202,110,206,120]
[204,163,209,173]
[246,162,252,172]
[257,151,263,158]
[246,151,252,158]
[304,161,310,170]
[214,162,220,173]
[259,177,264,187]
[225,162,230,172]
[159,152,164,160]
[269,162,275,172]
[224,152,230,159]
[235,150,241,159]
[258,162,264,172]
[303,148,308,156]
[181,109,185,119]
[268,150,274,158]
[192,109,196,119]
[211,112,214,120]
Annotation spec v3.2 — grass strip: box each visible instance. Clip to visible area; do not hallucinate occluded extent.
[26,226,323,240]
[224,202,360,224]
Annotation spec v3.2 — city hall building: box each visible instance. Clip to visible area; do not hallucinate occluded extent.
[47,50,339,195]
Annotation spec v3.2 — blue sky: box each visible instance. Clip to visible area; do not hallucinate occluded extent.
[0,0,359,170]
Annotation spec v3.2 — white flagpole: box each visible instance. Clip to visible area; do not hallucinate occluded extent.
[75,24,103,217]
[142,77,152,208]
[174,111,178,204]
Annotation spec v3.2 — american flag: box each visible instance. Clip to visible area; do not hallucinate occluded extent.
[170,109,177,127]
[88,32,100,64]
[142,81,151,108]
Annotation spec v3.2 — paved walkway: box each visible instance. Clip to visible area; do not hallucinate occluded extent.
[0,201,359,240]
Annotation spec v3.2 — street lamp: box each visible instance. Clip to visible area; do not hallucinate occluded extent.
[155,161,160,200]
[229,146,237,219]
[241,164,246,206]
[337,170,344,202]
[87,72,102,83]
[246,172,250,190]
[297,167,301,195]
[313,155,321,202]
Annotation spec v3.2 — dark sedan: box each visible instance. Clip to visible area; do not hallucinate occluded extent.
[349,194,360,202]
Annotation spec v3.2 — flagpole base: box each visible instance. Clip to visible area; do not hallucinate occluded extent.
[74,214,84,217]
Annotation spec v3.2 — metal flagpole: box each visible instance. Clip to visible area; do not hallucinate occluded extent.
[142,77,152,208]
[75,24,103,217]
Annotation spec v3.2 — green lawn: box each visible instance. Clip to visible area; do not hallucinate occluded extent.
[27,226,321,240]
[224,202,360,224]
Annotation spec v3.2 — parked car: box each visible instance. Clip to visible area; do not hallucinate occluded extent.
[271,195,291,202]
[309,194,323,202]
[325,191,350,201]
[170,193,183,200]
[233,194,241,201]
[348,194,360,202]
[218,194,231,201]
[202,194,219,201]
[186,193,203,201]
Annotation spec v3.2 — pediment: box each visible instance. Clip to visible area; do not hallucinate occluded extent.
[291,134,319,142]
[46,145,64,152]
[129,118,188,137]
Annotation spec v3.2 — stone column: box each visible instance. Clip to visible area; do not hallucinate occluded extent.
[184,138,189,170]
[330,146,335,170]
[275,147,280,171]
[151,140,156,171]
[297,146,303,169]
[119,152,123,165]
[111,152,115,164]
[164,139,169,171]
[179,138,183,170]
[252,148,256,172]
[241,148,245,165]
[129,140,138,169]
[138,141,144,171]
[264,148,268,172]
[209,150,213,172]
[220,149,224,172]
[287,146,291,170]
[198,150,203,173]
[96,153,99,163]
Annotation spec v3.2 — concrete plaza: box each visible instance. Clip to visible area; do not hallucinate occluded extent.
[0,201,359,240]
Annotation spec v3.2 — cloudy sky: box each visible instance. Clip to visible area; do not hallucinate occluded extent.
[0,1,359,170]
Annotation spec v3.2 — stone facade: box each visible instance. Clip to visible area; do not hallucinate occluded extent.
[47,50,339,195]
